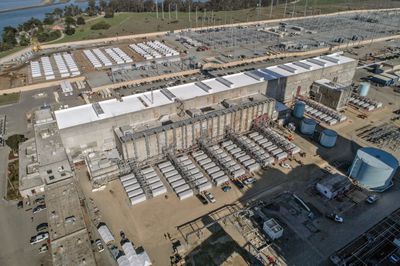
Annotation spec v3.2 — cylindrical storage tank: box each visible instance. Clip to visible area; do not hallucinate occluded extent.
[300,118,317,135]
[358,82,370,97]
[349,147,399,192]
[319,129,338,148]
[293,101,306,119]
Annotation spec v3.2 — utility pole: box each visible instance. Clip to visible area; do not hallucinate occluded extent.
[292,2,296,18]
[156,0,158,19]
[284,0,287,18]
[304,0,308,17]
[270,0,273,19]
[196,6,198,27]
[162,0,164,20]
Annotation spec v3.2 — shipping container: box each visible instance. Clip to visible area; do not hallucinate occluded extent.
[198,158,212,166]
[127,188,144,198]
[130,194,146,205]
[197,182,212,192]
[171,179,186,188]
[247,163,261,172]
[141,167,154,175]
[158,161,172,169]
[167,175,182,183]
[152,186,167,197]
[178,189,193,200]
[164,170,179,178]
[147,176,161,185]
[214,175,229,186]
[120,173,135,182]
[211,171,224,180]
[207,166,220,175]
[124,183,142,193]
[122,179,138,187]
[160,165,175,174]
[174,184,190,194]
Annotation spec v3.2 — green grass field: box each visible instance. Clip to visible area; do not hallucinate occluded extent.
[54,0,400,44]
[0,93,20,106]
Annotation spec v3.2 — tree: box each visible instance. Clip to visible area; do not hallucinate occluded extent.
[52,8,63,18]
[77,16,86,25]
[19,34,30,46]
[87,0,97,16]
[65,16,76,26]
[90,21,111,30]
[43,14,55,25]
[64,25,76,35]
[5,134,27,152]
[104,7,114,18]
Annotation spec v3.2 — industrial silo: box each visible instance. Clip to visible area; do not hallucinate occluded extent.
[293,101,306,119]
[300,118,317,135]
[358,82,370,97]
[349,147,399,192]
[319,129,337,148]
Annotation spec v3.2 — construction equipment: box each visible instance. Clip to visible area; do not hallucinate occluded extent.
[32,37,42,53]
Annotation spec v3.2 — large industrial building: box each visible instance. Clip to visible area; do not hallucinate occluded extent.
[54,53,357,164]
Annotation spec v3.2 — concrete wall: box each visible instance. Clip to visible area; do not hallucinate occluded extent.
[265,60,358,103]
[118,98,273,162]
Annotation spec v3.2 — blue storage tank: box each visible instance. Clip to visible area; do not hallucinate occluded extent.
[349,147,399,192]
[358,82,370,97]
[319,129,337,148]
[293,101,306,118]
[300,118,317,135]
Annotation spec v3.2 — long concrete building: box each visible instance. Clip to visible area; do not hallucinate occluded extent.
[54,53,357,162]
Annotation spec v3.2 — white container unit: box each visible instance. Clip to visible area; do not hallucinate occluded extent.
[158,161,172,169]
[149,181,163,190]
[146,176,160,185]
[242,159,256,167]
[144,171,157,180]
[83,50,102,68]
[141,167,154,175]
[152,186,167,197]
[122,179,138,187]
[171,179,186,188]
[203,162,216,170]
[160,165,175,174]
[198,158,212,166]
[178,189,193,200]
[191,172,204,180]
[214,175,229,186]
[206,166,220,175]
[174,184,190,194]
[197,182,212,192]
[194,154,208,161]
[120,173,135,182]
[63,53,80,76]
[127,188,144,198]
[232,169,246,178]
[164,170,179,178]
[275,152,288,161]
[167,174,182,183]
[124,183,142,193]
[238,155,251,163]
[247,163,261,172]
[192,150,204,157]
[211,171,224,180]
[130,194,147,205]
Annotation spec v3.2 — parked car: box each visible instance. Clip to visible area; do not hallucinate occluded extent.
[366,195,379,204]
[389,254,400,264]
[39,244,48,253]
[232,179,244,189]
[196,194,208,205]
[243,177,256,185]
[30,232,49,245]
[36,223,48,232]
[32,204,46,214]
[326,213,344,223]
[222,185,231,192]
[204,191,216,203]
[95,239,104,253]
[34,197,45,205]
[17,201,23,209]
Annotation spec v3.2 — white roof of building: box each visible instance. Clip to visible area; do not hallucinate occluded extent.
[121,242,152,266]
[54,53,355,130]
[54,72,263,129]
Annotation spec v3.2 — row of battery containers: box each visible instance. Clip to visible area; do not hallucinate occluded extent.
[175,155,212,193]
[120,169,167,205]
[130,42,162,60]
[191,150,230,186]
[104,47,133,65]
[226,137,273,168]
[207,145,246,179]
[157,160,193,200]
[84,49,113,68]
[301,98,346,125]
[220,141,262,173]
[251,129,300,157]
[146,41,179,57]
[53,53,80,78]
[41,56,55,80]
[348,95,382,111]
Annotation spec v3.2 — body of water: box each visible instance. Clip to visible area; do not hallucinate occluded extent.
[0,0,90,33]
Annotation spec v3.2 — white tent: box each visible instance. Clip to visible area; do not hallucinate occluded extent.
[97,225,114,244]
[122,242,152,266]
